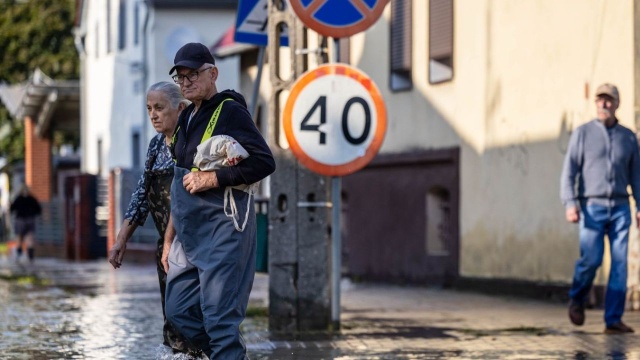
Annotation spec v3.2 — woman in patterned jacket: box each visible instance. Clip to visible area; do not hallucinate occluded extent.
[107,81,194,354]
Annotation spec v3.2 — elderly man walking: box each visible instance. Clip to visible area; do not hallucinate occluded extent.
[561,83,640,334]
[162,42,275,358]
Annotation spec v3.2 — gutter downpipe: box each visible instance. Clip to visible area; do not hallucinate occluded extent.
[73,0,88,171]
[141,1,151,151]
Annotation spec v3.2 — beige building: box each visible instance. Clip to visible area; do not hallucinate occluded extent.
[222,0,640,287]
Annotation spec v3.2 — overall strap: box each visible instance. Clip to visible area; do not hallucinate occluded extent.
[200,98,234,145]
[170,98,234,166]
[191,98,234,172]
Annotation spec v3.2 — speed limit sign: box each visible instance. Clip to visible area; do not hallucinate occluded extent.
[283,64,387,177]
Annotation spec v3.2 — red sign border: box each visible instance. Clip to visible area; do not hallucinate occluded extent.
[283,64,387,177]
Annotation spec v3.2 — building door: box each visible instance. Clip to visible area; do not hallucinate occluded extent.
[341,148,460,286]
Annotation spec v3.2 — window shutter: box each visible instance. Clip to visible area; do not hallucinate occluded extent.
[429,0,453,59]
[390,0,412,72]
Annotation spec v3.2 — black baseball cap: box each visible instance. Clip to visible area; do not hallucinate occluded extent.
[169,42,215,75]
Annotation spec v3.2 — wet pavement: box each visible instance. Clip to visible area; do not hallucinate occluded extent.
[2,255,640,359]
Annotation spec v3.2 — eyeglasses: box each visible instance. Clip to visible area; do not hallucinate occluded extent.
[172,67,213,84]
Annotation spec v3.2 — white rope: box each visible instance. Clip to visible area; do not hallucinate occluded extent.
[224,184,257,232]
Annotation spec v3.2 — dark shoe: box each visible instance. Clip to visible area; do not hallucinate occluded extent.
[568,299,585,326]
[605,322,635,334]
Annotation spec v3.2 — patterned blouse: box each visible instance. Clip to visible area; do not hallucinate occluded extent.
[124,134,175,237]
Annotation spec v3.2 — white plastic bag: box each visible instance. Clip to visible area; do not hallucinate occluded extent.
[194,134,250,172]
[193,135,258,232]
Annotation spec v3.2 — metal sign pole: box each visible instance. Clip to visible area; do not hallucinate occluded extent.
[330,37,341,329]
[331,175,341,328]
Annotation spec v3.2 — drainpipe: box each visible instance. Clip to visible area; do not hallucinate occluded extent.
[73,2,87,171]
[141,1,151,153]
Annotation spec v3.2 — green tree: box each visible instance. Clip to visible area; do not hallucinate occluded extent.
[0,0,79,165]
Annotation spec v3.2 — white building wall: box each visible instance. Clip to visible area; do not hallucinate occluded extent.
[109,0,146,172]
[81,2,239,176]
[82,0,118,176]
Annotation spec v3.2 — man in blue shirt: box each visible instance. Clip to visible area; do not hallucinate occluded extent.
[561,83,640,334]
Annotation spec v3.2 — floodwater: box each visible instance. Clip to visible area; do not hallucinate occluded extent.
[0,260,174,359]
[0,258,273,359]
[3,258,640,359]
[0,259,458,360]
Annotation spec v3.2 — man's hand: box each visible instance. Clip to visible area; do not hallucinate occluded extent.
[566,206,580,223]
[162,215,175,273]
[108,239,127,269]
[183,171,218,194]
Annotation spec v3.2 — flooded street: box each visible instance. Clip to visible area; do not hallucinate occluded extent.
[0,259,171,359]
[4,257,640,359]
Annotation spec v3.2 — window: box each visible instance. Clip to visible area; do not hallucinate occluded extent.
[429,0,453,83]
[132,131,141,168]
[389,0,412,91]
[118,0,126,50]
[134,2,140,45]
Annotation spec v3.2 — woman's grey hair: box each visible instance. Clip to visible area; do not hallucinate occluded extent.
[147,81,190,109]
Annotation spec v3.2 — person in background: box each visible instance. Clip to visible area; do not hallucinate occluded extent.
[10,184,41,262]
[107,81,198,355]
[163,42,275,359]
[561,83,640,334]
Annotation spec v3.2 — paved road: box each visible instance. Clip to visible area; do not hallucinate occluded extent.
[1,256,640,359]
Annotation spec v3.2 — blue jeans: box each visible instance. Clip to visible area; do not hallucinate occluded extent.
[569,201,631,326]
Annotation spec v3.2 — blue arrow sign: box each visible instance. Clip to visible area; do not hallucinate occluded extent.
[235,0,289,46]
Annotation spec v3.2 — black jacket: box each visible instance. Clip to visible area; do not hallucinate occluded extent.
[10,194,42,219]
[172,90,275,187]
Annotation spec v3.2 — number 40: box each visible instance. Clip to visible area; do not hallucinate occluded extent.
[300,95,371,145]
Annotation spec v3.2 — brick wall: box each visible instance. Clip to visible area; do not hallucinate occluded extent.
[24,116,52,201]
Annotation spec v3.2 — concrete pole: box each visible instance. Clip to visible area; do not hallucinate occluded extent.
[267,0,332,332]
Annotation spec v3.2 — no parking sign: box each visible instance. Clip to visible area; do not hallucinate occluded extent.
[289,0,390,38]
[283,64,387,177]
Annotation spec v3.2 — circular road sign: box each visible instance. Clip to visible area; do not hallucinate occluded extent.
[283,64,387,177]
[289,0,390,38]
